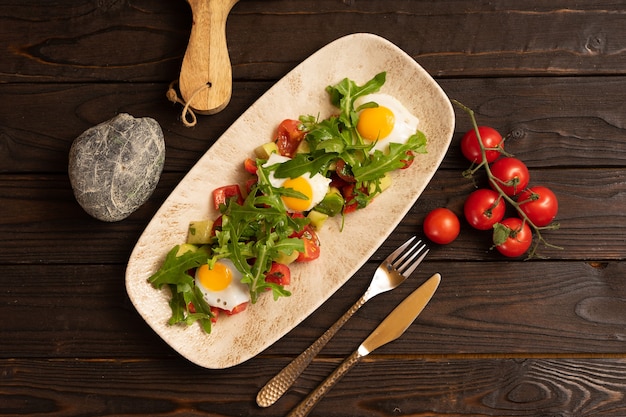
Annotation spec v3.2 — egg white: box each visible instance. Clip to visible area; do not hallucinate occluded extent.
[195,258,250,312]
[262,153,331,212]
[354,93,420,154]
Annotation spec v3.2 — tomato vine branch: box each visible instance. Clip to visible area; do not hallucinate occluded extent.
[451,99,562,259]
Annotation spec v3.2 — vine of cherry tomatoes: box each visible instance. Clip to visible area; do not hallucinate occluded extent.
[423,101,561,258]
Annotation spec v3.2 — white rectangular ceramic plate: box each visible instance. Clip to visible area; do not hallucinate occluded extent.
[126,33,455,369]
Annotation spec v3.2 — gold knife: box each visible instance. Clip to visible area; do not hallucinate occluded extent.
[286,273,441,417]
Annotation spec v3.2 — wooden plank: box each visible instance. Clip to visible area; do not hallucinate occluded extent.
[1,261,625,358]
[0,0,190,83]
[2,1,626,82]
[0,77,626,172]
[2,76,626,174]
[0,82,268,173]
[1,357,625,415]
[1,166,624,264]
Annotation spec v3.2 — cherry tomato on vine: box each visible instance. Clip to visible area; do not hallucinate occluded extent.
[423,208,460,245]
[517,186,558,227]
[460,126,504,164]
[464,189,506,230]
[489,157,530,197]
[493,217,532,257]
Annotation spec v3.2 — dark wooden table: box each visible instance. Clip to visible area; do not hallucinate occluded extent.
[2,1,626,415]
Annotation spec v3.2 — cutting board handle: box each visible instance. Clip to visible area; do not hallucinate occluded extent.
[179,0,239,115]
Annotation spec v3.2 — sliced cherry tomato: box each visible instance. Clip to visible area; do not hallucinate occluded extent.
[296,225,321,262]
[400,150,416,169]
[329,173,349,190]
[243,158,257,174]
[493,217,532,257]
[287,212,307,232]
[265,262,291,286]
[335,159,356,183]
[274,119,306,158]
[464,188,506,230]
[489,157,530,196]
[210,306,220,323]
[423,207,460,245]
[517,186,558,227]
[340,183,371,214]
[341,184,359,213]
[245,177,258,196]
[222,302,248,316]
[213,184,244,210]
[187,302,219,323]
[461,126,504,164]
[211,215,223,236]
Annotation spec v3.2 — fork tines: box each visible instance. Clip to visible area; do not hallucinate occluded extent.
[387,237,429,276]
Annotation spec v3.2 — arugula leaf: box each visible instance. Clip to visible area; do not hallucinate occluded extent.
[326,72,386,129]
[273,153,336,179]
[148,245,207,290]
[148,245,215,331]
[351,130,427,181]
[209,167,307,304]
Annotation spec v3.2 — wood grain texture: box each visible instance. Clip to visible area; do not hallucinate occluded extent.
[2,76,626,174]
[1,167,624,264]
[1,358,626,416]
[2,1,626,82]
[2,0,626,415]
[0,261,624,358]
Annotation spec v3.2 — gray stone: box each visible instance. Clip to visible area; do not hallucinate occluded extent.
[69,113,165,222]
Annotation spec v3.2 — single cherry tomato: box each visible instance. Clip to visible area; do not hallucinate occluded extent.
[517,186,558,226]
[274,119,306,158]
[493,217,532,257]
[423,208,460,245]
[460,126,504,164]
[265,262,291,286]
[464,189,506,230]
[489,157,530,196]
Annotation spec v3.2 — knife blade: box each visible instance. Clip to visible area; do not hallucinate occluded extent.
[287,273,441,417]
[358,272,441,356]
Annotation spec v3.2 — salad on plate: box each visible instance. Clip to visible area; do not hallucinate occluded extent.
[148,72,428,334]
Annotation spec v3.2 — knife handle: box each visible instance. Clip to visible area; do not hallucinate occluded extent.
[286,350,363,417]
[256,295,368,407]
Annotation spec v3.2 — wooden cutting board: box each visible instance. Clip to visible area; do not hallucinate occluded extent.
[179,0,239,115]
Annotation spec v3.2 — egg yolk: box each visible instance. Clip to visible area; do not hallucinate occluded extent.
[197,262,232,292]
[281,176,313,212]
[357,106,395,141]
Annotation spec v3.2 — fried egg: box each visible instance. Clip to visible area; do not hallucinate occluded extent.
[195,258,250,312]
[354,93,420,153]
[262,153,331,212]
